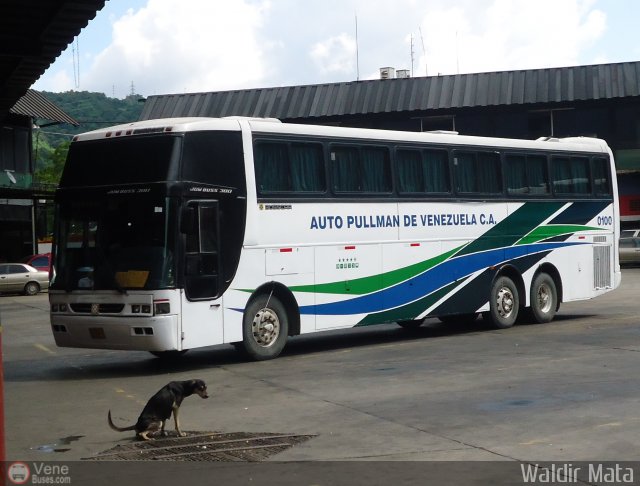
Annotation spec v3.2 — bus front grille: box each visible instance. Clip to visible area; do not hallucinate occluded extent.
[70,303,125,314]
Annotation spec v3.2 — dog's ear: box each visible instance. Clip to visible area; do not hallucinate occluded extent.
[191,379,206,389]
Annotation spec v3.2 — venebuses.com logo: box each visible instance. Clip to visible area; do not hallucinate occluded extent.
[6,462,72,484]
[7,462,30,484]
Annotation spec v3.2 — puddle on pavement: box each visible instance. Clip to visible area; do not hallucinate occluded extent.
[31,435,84,453]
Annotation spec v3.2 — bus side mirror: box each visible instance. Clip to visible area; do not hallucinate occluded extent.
[180,206,196,234]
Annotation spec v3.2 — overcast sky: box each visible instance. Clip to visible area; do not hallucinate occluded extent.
[32,0,640,99]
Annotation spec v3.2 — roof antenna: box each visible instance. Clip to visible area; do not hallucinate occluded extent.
[456,31,460,74]
[410,34,415,77]
[355,13,360,81]
[419,27,427,76]
[72,36,80,89]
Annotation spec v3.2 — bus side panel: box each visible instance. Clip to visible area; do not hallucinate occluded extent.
[180,292,224,350]
[222,248,264,344]
[380,240,443,322]
[223,246,318,342]
[314,243,382,330]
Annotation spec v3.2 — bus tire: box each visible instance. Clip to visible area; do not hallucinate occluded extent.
[529,272,557,323]
[241,294,288,360]
[486,275,519,329]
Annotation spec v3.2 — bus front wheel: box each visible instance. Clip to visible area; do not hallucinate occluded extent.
[241,294,289,360]
[485,275,519,329]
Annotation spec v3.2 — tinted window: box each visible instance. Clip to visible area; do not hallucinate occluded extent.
[255,141,325,193]
[255,142,290,192]
[592,157,612,196]
[182,131,245,190]
[454,151,502,194]
[505,154,549,195]
[332,145,391,193]
[31,257,49,267]
[397,149,449,194]
[552,156,590,194]
[620,238,636,248]
[61,135,181,187]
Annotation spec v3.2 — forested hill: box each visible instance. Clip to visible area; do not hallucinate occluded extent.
[34,91,145,186]
[41,90,145,137]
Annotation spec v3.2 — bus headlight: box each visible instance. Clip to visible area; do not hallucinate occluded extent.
[154,300,171,315]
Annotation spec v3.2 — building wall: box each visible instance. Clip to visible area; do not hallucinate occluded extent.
[0,114,36,262]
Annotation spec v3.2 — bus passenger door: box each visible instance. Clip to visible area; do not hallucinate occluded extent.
[180,200,224,349]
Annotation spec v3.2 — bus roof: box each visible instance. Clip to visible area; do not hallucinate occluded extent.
[72,116,611,154]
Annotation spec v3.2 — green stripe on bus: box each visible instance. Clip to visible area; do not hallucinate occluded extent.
[454,201,564,257]
[516,224,604,245]
[289,246,462,295]
[355,280,463,326]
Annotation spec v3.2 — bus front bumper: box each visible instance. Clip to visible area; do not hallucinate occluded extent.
[50,314,181,351]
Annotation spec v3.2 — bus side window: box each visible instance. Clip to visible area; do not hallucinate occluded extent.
[552,156,591,194]
[505,154,549,195]
[454,151,502,194]
[593,157,612,196]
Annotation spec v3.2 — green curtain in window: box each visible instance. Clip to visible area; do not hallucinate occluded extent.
[362,148,391,192]
[290,144,325,192]
[397,150,423,192]
[526,156,548,194]
[332,147,360,191]
[256,143,290,192]
[424,150,448,193]
[456,153,477,192]
[505,155,527,194]
[553,157,590,194]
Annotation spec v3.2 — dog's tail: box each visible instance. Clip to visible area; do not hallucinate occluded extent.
[108,410,137,432]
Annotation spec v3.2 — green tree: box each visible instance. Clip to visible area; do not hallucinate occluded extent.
[34,140,70,187]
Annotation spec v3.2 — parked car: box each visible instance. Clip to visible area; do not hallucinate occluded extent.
[21,253,51,273]
[621,228,640,238]
[0,263,50,295]
[619,237,640,266]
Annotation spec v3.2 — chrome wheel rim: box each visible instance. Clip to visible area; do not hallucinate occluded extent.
[536,283,552,313]
[251,308,280,347]
[496,287,515,319]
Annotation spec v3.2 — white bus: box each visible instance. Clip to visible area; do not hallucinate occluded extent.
[49,117,621,360]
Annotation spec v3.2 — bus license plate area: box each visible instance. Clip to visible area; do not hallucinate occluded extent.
[89,327,106,339]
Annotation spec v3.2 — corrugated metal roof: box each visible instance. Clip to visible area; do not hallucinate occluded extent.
[10,89,78,125]
[140,61,640,122]
[0,0,106,119]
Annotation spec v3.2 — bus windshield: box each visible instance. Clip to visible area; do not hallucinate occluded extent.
[51,195,177,291]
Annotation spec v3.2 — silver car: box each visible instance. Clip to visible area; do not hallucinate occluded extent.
[619,237,640,266]
[0,263,50,295]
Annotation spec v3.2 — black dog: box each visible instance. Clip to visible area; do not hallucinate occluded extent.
[108,379,208,440]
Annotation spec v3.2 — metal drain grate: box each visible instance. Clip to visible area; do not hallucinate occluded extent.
[86,432,316,461]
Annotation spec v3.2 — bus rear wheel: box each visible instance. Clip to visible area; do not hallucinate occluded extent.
[529,272,557,323]
[485,275,519,329]
[241,294,289,360]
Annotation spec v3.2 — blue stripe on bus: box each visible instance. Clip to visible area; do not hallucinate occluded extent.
[298,241,584,316]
